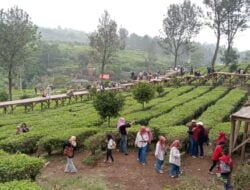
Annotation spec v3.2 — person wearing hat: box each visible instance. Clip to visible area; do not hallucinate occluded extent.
[186,119,197,156]
[155,136,167,173]
[197,122,206,158]
[192,121,202,158]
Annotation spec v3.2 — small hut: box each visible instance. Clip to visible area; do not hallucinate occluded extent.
[230,106,250,162]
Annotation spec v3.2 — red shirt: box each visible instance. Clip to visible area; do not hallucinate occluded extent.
[193,127,200,141]
[212,145,223,161]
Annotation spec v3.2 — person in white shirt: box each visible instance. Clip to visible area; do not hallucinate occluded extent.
[169,140,182,178]
[155,136,167,174]
[105,134,114,163]
[135,126,149,165]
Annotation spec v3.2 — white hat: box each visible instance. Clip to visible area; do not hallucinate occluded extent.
[197,122,203,126]
[191,119,196,123]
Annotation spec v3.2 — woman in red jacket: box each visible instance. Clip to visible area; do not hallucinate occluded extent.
[209,141,225,174]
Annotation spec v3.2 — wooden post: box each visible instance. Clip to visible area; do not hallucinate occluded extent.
[241,122,249,162]
[233,120,241,147]
[229,119,236,156]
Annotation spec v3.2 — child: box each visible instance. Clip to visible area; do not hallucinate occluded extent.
[106,134,115,163]
[169,140,182,178]
[209,141,225,175]
[155,136,166,174]
[219,148,233,190]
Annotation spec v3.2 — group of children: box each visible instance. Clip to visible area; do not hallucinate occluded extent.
[63,118,233,190]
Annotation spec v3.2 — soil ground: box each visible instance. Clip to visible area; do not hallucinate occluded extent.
[37,147,223,190]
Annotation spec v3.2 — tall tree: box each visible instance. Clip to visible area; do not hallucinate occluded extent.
[89,10,119,89]
[144,40,157,72]
[221,0,250,65]
[160,0,203,68]
[204,0,227,69]
[119,27,129,50]
[0,6,39,100]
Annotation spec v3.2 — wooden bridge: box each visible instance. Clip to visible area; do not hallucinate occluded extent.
[0,70,248,114]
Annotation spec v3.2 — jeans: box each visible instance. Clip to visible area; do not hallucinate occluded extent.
[198,142,204,157]
[119,135,128,154]
[221,173,231,190]
[169,163,180,177]
[192,140,198,156]
[155,158,164,172]
[187,135,194,155]
[138,145,147,164]
[65,157,77,173]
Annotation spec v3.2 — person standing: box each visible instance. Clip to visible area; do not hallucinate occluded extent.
[63,136,77,173]
[215,131,227,145]
[197,122,206,158]
[209,141,225,175]
[169,140,182,178]
[105,134,115,163]
[155,136,167,174]
[135,126,149,165]
[192,123,200,158]
[117,117,132,155]
[186,119,196,156]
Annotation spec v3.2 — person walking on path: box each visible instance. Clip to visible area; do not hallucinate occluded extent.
[135,126,149,165]
[219,148,233,190]
[155,136,167,174]
[209,141,225,175]
[169,140,183,178]
[63,136,77,173]
[192,123,200,158]
[105,134,115,163]
[117,117,133,155]
[186,119,197,156]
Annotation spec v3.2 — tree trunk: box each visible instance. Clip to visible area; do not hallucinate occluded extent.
[174,52,178,68]
[108,116,110,127]
[101,61,105,91]
[8,65,13,101]
[211,30,221,70]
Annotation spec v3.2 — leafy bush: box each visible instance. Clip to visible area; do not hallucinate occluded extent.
[0,151,44,182]
[232,164,250,190]
[155,85,164,96]
[0,91,8,102]
[0,180,42,190]
[133,82,155,109]
[20,94,31,99]
[93,91,125,127]
[82,149,103,166]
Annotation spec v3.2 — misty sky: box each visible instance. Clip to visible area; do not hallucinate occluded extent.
[1,0,250,51]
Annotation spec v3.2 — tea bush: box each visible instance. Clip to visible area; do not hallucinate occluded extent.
[0,180,42,190]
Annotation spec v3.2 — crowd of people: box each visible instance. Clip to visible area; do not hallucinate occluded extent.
[63,118,233,190]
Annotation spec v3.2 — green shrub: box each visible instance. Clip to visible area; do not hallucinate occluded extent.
[0,91,8,102]
[0,151,44,182]
[155,85,164,96]
[82,149,103,166]
[232,164,250,190]
[0,180,42,190]
[20,94,31,99]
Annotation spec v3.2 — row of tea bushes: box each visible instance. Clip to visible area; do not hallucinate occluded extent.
[149,87,229,128]
[0,180,41,190]
[198,88,247,128]
[0,151,44,182]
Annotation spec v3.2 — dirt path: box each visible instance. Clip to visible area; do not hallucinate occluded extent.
[37,148,220,190]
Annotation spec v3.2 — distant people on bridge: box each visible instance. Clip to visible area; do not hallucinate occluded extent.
[155,136,167,174]
[209,141,225,175]
[63,136,77,173]
[105,134,115,163]
[194,71,201,77]
[16,122,29,134]
[190,66,194,75]
[135,126,149,165]
[66,89,74,97]
[215,131,227,145]
[169,140,183,178]
[117,117,133,155]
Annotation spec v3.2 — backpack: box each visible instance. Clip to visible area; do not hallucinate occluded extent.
[111,141,116,149]
[220,161,231,173]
